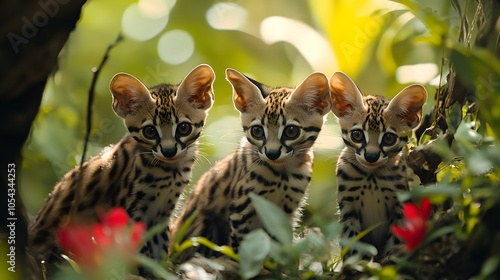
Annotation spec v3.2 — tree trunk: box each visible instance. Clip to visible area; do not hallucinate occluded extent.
[0,0,86,278]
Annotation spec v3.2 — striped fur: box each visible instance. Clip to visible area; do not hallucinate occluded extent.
[28,65,215,272]
[169,69,331,262]
[329,72,427,259]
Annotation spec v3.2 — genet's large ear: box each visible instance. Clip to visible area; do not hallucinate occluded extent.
[386,84,427,129]
[110,73,153,118]
[288,72,331,116]
[226,68,265,113]
[177,64,215,110]
[329,71,366,118]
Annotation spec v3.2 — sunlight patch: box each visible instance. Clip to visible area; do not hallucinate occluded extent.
[396,63,438,84]
[157,30,195,65]
[206,2,248,30]
[122,3,170,41]
[139,0,176,18]
[260,16,337,72]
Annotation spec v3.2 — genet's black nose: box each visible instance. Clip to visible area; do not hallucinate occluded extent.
[162,147,177,158]
[266,150,281,161]
[364,152,379,163]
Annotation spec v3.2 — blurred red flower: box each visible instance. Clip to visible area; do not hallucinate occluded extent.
[392,197,431,251]
[57,207,146,268]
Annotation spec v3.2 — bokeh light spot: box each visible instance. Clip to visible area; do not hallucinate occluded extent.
[260,16,336,72]
[139,0,176,18]
[396,63,438,84]
[157,30,195,65]
[206,2,248,30]
[122,3,169,41]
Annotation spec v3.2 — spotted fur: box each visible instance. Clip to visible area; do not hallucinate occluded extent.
[27,64,215,272]
[169,69,331,262]
[329,71,427,259]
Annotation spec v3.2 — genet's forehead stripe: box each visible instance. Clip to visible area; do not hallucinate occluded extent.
[149,84,177,125]
[263,89,292,125]
[363,95,390,132]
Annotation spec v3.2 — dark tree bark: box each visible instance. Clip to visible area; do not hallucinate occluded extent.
[0,0,86,278]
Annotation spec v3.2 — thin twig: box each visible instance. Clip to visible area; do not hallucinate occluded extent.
[434,46,445,122]
[68,33,122,221]
[80,33,123,166]
[458,0,469,43]
[466,1,482,47]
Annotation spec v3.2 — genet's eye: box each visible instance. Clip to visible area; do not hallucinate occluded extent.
[350,129,365,143]
[143,125,158,139]
[382,133,397,146]
[251,125,264,139]
[176,122,192,136]
[284,125,300,140]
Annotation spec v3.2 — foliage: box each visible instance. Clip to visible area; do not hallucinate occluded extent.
[20,0,500,279]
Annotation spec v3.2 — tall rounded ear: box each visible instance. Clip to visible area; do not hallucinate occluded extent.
[288,72,331,116]
[386,84,427,129]
[329,71,366,118]
[226,68,265,113]
[109,73,153,118]
[177,64,215,110]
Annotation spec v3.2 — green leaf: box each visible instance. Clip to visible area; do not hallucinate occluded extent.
[142,220,169,245]
[135,254,177,280]
[467,150,493,175]
[398,183,461,203]
[394,0,448,38]
[455,121,482,145]
[175,237,239,261]
[451,48,476,87]
[294,230,318,254]
[239,229,271,279]
[480,256,500,278]
[419,129,433,145]
[421,225,457,247]
[250,193,293,245]
[323,221,342,241]
[340,222,381,258]
[377,265,398,280]
[340,239,378,258]
[60,254,81,274]
[267,241,295,266]
[436,160,465,183]
[52,263,85,280]
[445,102,463,134]
[173,212,196,246]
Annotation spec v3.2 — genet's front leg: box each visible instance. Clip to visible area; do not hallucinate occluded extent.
[338,193,363,259]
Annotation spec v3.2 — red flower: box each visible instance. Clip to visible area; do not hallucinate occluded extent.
[392,197,431,251]
[57,207,146,268]
[57,224,98,267]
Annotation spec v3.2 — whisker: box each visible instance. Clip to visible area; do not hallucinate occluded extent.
[194,152,211,166]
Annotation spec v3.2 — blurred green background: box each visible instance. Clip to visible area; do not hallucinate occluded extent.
[21,0,469,227]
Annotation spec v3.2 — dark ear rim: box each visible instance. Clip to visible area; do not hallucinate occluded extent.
[177,64,216,110]
[109,72,152,118]
[328,71,365,118]
[226,68,265,113]
[288,72,331,116]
